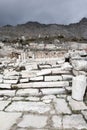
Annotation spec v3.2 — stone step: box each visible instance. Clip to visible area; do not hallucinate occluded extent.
[12,81,69,89]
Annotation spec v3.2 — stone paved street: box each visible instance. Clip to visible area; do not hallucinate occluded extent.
[0,94,87,130]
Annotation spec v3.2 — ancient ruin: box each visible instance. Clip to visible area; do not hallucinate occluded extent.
[0,40,87,130]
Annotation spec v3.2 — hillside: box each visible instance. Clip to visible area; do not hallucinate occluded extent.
[0,17,87,42]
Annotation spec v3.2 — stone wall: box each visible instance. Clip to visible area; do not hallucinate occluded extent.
[0,49,87,98]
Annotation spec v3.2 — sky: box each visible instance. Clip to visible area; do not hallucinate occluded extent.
[0,0,87,26]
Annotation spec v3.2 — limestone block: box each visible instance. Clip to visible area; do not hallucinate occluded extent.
[16,89,39,96]
[37,69,51,76]
[30,76,43,81]
[41,88,66,95]
[20,78,29,83]
[15,81,69,88]
[0,84,11,89]
[72,75,86,101]
[45,75,62,81]
[62,74,73,81]
[0,90,15,96]
[3,79,18,84]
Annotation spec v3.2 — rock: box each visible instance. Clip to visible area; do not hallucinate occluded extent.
[63,114,87,129]
[0,112,21,130]
[18,114,48,129]
[54,99,71,114]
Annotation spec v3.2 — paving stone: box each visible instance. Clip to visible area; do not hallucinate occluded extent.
[16,89,39,96]
[5,101,51,113]
[0,83,11,89]
[54,99,71,114]
[44,75,62,81]
[0,101,10,110]
[0,111,21,130]
[68,97,87,111]
[41,88,66,95]
[30,76,43,81]
[18,114,48,128]
[81,110,87,120]
[16,81,69,88]
[52,115,62,128]
[0,90,15,96]
[63,114,87,129]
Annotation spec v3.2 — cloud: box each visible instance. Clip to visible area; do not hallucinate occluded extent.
[0,0,87,26]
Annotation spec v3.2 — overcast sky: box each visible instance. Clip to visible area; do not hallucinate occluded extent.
[0,0,87,26]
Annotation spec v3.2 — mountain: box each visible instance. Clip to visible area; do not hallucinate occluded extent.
[0,18,87,41]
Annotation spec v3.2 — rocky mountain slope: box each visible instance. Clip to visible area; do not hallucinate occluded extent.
[0,17,87,41]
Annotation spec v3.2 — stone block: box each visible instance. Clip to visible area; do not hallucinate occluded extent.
[30,76,43,81]
[0,84,11,89]
[15,81,69,88]
[16,89,39,96]
[41,88,66,95]
[3,79,18,84]
[45,75,62,81]
[0,90,15,97]
[20,78,29,83]
[37,69,51,76]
